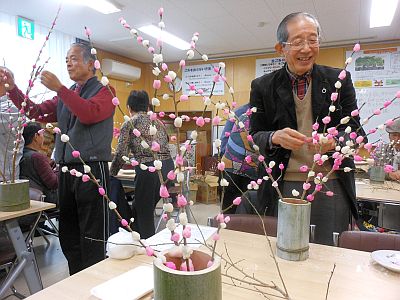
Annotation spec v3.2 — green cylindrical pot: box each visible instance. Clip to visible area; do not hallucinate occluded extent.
[0,179,30,212]
[153,250,222,300]
[277,198,311,261]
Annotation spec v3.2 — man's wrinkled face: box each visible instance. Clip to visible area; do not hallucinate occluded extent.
[277,16,320,76]
[66,46,93,84]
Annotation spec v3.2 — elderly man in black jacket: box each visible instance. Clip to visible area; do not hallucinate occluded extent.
[250,12,364,245]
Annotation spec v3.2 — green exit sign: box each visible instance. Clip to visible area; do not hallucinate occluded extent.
[17,16,34,40]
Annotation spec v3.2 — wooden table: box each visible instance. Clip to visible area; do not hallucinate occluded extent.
[0,200,56,298]
[26,229,399,300]
[355,179,400,204]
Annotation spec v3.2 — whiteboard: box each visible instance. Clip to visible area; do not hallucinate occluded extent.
[346,47,400,142]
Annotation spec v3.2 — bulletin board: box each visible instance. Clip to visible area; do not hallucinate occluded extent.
[346,47,400,142]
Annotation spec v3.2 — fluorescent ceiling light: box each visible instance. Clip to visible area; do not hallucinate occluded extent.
[370,0,398,28]
[65,0,121,14]
[138,25,190,50]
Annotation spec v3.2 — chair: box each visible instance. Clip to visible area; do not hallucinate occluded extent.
[339,231,400,252]
[29,188,59,243]
[209,214,278,237]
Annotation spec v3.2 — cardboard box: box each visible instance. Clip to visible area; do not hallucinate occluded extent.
[195,175,219,204]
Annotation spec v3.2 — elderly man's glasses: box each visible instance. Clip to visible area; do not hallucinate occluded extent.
[282,38,320,50]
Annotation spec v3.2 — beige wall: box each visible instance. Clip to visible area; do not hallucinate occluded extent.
[99,41,400,148]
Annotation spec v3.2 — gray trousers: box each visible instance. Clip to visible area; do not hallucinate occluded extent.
[282,179,351,246]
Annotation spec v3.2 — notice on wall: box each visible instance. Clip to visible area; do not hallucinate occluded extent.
[346,47,400,142]
[255,57,285,78]
[182,63,225,96]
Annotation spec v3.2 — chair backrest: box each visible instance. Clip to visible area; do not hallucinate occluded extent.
[211,214,278,237]
[339,231,400,252]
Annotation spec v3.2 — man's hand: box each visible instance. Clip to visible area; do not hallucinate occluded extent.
[0,67,16,94]
[388,170,400,181]
[272,128,307,150]
[40,71,63,92]
[307,137,336,154]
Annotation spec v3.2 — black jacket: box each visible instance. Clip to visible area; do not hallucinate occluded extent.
[249,64,364,218]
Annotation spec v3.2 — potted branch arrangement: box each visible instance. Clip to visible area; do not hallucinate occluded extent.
[0,6,61,212]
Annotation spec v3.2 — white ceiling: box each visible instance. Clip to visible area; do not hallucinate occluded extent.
[0,0,399,63]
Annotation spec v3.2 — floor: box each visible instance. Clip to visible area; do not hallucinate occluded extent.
[1,202,220,299]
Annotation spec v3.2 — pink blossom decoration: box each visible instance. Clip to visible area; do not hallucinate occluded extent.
[212,116,221,125]
[303,183,311,191]
[121,219,128,227]
[94,60,101,69]
[322,116,331,124]
[169,113,176,119]
[165,261,176,270]
[179,60,186,67]
[148,47,155,53]
[180,260,194,272]
[151,141,160,152]
[171,233,180,242]
[368,128,377,134]
[326,191,334,197]
[351,109,359,117]
[197,89,204,95]
[180,95,189,101]
[396,90,400,98]
[385,119,394,126]
[247,135,253,142]
[207,261,213,268]
[132,129,141,137]
[153,80,161,89]
[98,187,105,196]
[72,150,80,158]
[170,135,177,142]
[159,185,170,198]
[145,246,154,257]
[353,43,361,52]
[312,122,319,130]
[164,75,172,83]
[363,143,373,151]
[279,163,284,170]
[84,27,92,36]
[349,132,357,139]
[233,197,242,205]
[167,170,176,180]
[330,93,338,101]
[158,111,165,118]
[148,167,156,173]
[258,155,265,162]
[384,165,394,173]
[354,155,363,162]
[355,136,364,144]
[245,155,252,164]
[137,36,143,43]
[213,75,220,82]
[82,174,90,182]
[131,160,139,167]
[212,233,220,241]
[196,116,205,127]
[158,7,164,16]
[373,109,381,115]
[383,100,392,108]
[338,70,346,80]
[182,227,191,239]
[177,194,187,207]
[175,155,184,166]
[161,63,168,71]
[306,194,314,201]
[217,162,225,171]
[112,97,119,106]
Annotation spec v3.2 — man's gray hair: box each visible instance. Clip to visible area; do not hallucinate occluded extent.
[276,12,321,44]
[70,43,96,74]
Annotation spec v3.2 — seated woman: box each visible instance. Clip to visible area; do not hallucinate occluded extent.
[20,122,59,232]
[110,90,174,239]
[385,119,400,181]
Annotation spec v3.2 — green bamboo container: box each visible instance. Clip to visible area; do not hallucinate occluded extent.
[0,179,30,212]
[153,250,222,300]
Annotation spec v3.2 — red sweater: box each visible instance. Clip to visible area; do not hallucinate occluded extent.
[8,80,115,125]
